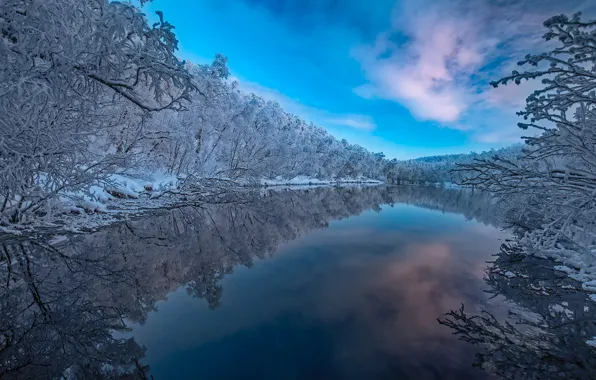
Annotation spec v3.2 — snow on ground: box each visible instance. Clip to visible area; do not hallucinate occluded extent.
[0,226,22,235]
[57,172,180,214]
[554,265,575,275]
[583,280,596,293]
[549,304,574,319]
[0,173,383,236]
[442,182,462,189]
[504,271,517,278]
[0,172,183,235]
[49,235,68,245]
[553,263,596,304]
[99,172,179,199]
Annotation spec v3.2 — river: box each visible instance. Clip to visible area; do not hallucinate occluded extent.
[1,186,593,379]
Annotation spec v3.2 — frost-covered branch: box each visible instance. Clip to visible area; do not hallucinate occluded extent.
[464,12,596,274]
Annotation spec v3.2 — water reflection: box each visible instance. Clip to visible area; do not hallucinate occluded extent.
[1,186,503,379]
[439,243,596,379]
[0,240,149,379]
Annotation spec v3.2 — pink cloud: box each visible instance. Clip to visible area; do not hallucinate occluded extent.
[482,79,540,109]
[352,0,593,142]
[353,3,491,124]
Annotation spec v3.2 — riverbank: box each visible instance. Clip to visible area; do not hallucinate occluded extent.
[0,174,384,237]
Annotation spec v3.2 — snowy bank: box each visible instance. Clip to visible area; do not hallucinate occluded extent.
[0,173,385,235]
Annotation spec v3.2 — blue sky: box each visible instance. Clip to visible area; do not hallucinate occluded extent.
[143,0,594,159]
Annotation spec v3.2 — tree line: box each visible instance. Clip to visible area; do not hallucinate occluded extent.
[0,0,523,225]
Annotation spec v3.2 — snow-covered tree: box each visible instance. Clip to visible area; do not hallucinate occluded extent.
[460,13,596,272]
[0,0,193,222]
[0,0,522,226]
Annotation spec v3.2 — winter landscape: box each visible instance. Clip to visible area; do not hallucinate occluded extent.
[1,0,596,379]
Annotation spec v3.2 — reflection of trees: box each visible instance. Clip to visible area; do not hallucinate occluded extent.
[388,186,498,226]
[0,185,497,378]
[70,186,497,312]
[0,240,150,379]
[439,243,596,379]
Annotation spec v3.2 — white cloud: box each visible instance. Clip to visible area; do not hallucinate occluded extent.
[232,76,377,131]
[473,128,527,144]
[324,116,377,131]
[352,0,594,143]
[353,0,496,123]
[481,77,540,109]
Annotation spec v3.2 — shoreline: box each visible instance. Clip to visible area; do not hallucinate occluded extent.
[0,182,386,239]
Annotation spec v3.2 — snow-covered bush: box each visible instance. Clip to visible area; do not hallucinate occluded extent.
[460,13,596,279]
[0,0,193,222]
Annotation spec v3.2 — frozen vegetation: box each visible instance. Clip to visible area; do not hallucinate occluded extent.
[0,0,393,227]
[440,243,596,379]
[1,0,596,373]
[0,0,522,229]
[438,14,596,354]
[457,14,596,305]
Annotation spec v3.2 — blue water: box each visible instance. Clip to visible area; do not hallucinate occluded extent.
[129,201,506,379]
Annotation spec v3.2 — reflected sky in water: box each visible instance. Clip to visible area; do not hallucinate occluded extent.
[130,201,507,380]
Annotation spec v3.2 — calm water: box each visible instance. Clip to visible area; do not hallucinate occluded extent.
[1,186,512,379]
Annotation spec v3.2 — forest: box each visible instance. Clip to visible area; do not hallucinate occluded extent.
[2,1,596,378]
[1,0,595,304]
[2,0,595,292]
[0,0,523,226]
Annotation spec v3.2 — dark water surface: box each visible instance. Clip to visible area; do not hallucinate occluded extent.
[1,186,512,379]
